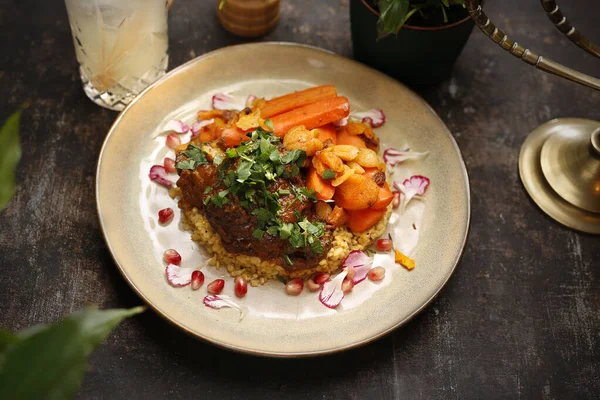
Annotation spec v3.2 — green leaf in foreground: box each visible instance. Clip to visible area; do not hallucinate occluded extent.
[0,306,144,400]
[0,109,23,212]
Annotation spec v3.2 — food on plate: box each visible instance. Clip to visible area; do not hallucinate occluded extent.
[151,84,431,312]
[173,85,393,287]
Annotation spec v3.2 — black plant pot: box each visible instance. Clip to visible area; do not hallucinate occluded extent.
[351,0,477,87]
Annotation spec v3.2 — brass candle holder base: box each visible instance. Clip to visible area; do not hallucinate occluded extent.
[519,119,600,234]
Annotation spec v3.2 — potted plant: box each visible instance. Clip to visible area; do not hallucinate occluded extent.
[351,0,479,86]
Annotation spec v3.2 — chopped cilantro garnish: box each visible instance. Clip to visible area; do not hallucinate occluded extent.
[322,169,336,180]
[175,159,196,170]
[297,187,317,201]
[175,144,209,170]
[289,229,305,248]
[213,154,225,165]
[236,160,253,182]
[225,148,238,158]
[252,228,264,240]
[203,128,326,254]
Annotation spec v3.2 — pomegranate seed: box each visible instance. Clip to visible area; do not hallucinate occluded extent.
[342,278,354,294]
[207,279,225,294]
[163,249,181,265]
[234,276,248,298]
[164,157,176,173]
[158,208,174,224]
[368,266,386,282]
[286,278,304,295]
[392,191,401,209]
[166,133,181,149]
[191,270,205,290]
[306,278,320,292]
[376,238,393,252]
[345,267,356,281]
[313,272,330,286]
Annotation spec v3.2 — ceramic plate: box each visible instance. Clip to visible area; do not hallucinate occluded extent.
[96,43,470,357]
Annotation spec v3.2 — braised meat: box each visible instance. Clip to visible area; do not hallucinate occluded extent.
[177,161,332,271]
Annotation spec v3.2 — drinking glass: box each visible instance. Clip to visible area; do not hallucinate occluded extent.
[65,0,169,111]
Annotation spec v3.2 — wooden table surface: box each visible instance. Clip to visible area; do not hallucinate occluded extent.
[1,0,599,398]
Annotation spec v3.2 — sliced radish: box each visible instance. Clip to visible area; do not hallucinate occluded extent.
[383,147,429,167]
[319,269,348,309]
[166,264,195,287]
[341,250,374,284]
[393,175,430,213]
[149,165,174,187]
[166,133,181,149]
[212,92,245,110]
[341,250,372,269]
[351,109,385,128]
[191,119,214,137]
[203,294,244,321]
[163,119,190,134]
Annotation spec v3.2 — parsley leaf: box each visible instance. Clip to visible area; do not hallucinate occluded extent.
[176,144,209,170]
[289,229,306,248]
[175,159,196,170]
[236,160,253,182]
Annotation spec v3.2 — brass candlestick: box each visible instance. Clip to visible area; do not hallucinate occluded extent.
[466,0,600,234]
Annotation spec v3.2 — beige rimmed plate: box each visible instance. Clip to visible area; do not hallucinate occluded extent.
[96,43,470,357]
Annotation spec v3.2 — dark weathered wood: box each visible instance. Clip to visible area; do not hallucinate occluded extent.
[1,0,599,399]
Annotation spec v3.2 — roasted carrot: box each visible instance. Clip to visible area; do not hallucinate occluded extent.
[219,126,250,148]
[306,167,335,201]
[325,205,349,227]
[346,208,387,233]
[260,85,337,118]
[271,96,350,137]
[336,126,367,148]
[362,169,394,210]
[372,183,394,210]
[333,174,379,210]
[314,124,337,145]
[198,125,221,143]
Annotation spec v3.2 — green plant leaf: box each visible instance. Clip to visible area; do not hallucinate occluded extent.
[377,0,410,37]
[0,306,144,400]
[0,109,23,212]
